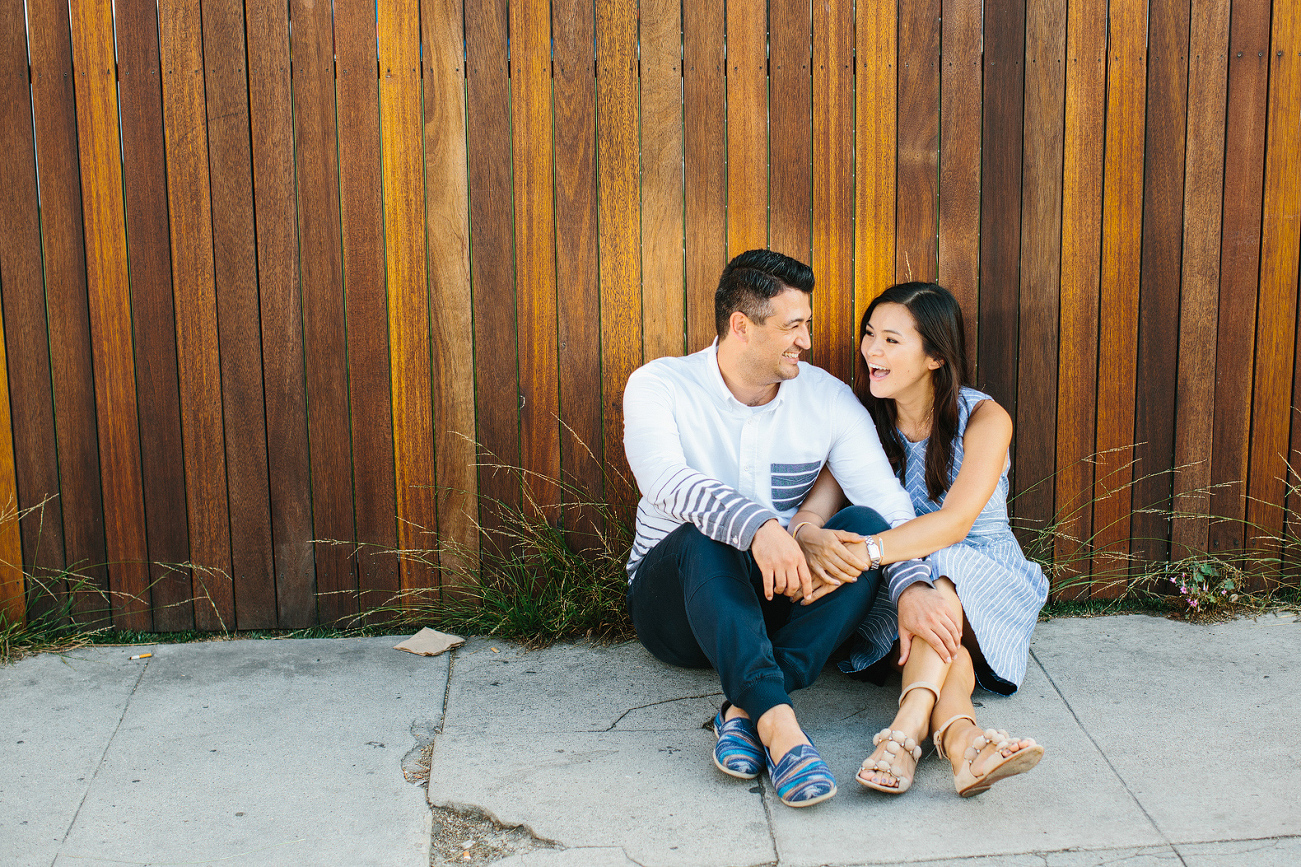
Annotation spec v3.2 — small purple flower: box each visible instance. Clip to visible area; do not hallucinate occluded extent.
[1191,599,1199,608]
[1180,586,1188,594]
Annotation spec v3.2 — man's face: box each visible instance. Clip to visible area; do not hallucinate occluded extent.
[740,287,813,384]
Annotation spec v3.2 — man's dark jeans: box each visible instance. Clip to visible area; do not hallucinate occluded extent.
[627,505,888,721]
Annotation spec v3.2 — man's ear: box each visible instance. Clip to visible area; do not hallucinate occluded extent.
[729,310,750,342]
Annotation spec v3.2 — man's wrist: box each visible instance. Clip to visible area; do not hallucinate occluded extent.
[887,559,935,604]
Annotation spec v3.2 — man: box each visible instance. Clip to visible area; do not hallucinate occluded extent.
[622,249,937,807]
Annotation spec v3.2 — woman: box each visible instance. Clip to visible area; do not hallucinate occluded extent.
[788,282,1047,797]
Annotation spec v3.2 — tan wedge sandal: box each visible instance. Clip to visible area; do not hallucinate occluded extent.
[855,681,939,794]
[932,714,1044,797]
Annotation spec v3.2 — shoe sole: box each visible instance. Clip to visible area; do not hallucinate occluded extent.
[713,752,761,780]
[958,744,1044,797]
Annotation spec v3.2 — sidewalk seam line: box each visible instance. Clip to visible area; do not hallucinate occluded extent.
[57,654,151,855]
[1030,647,1188,866]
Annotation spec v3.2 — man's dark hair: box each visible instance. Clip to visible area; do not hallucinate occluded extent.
[714,249,815,339]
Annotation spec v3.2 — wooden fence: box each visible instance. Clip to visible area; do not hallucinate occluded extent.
[0,0,1298,630]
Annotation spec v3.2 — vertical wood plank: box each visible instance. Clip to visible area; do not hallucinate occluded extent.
[0,0,30,623]
[1053,0,1106,596]
[336,0,399,608]
[1132,0,1192,571]
[117,0,191,631]
[640,0,686,361]
[248,0,314,625]
[159,0,236,630]
[971,0,1022,405]
[1014,0,1067,548]
[510,0,562,522]
[895,0,940,284]
[683,2,726,351]
[811,0,854,381]
[70,0,152,629]
[29,0,111,623]
[553,0,606,539]
[466,0,521,536]
[379,0,437,596]
[1246,3,1301,579]
[597,0,643,506]
[1172,0,1230,561]
[1208,0,1269,556]
[1091,0,1147,594]
[939,0,985,375]
[727,0,768,256]
[422,0,478,584]
[202,0,276,628]
[292,0,356,623]
[0,0,62,622]
[854,0,896,340]
[770,0,812,266]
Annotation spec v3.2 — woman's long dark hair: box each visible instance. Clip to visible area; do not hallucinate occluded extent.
[854,282,970,503]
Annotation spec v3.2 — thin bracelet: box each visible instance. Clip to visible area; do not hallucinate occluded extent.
[791,521,813,540]
[875,534,885,564]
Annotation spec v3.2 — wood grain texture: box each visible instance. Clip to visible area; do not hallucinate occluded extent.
[1091,0,1147,595]
[0,295,23,625]
[1209,0,1269,556]
[291,0,355,623]
[510,0,561,526]
[683,2,726,351]
[422,0,478,587]
[553,0,605,542]
[466,0,521,540]
[972,0,1022,407]
[159,0,235,629]
[202,0,276,628]
[1171,0,1230,561]
[640,0,686,361]
[379,0,437,597]
[336,0,399,608]
[1014,0,1067,546]
[940,0,985,373]
[1053,0,1106,596]
[727,0,767,256]
[1132,0,1191,572]
[116,0,191,630]
[70,0,152,630]
[1246,2,1301,578]
[770,0,812,267]
[29,0,110,623]
[853,0,896,353]
[596,0,643,508]
[0,0,62,623]
[895,0,940,285]
[248,0,314,626]
[811,0,854,381]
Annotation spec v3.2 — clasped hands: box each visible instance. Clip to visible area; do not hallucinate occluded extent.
[750,519,963,665]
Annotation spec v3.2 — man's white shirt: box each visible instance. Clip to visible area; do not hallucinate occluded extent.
[623,340,933,601]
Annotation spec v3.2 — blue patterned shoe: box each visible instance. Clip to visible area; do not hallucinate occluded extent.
[766,740,837,807]
[712,704,763,779]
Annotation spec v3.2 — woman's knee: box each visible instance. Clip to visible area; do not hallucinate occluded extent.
[932,576,965,623]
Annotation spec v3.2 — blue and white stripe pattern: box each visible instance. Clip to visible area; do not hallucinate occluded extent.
[770,461,822,511]
[842,388,1049,693]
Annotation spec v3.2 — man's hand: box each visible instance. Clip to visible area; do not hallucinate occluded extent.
[796,526,870,586]
[750,519,812,602]
[896,583,961,665]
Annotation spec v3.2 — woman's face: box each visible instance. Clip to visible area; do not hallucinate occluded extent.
[860,302,943,403]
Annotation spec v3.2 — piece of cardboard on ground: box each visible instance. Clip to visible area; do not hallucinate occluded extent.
[395,626,465,656]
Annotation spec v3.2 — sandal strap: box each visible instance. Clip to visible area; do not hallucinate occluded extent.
[931,714,977,760]
[898,680,941,709]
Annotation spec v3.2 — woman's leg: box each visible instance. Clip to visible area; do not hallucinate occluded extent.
[857,577,963,790]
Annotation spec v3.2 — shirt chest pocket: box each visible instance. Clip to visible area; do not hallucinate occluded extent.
[770,461,823,511]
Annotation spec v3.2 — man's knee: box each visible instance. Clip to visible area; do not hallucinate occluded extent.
[827,505,890,537]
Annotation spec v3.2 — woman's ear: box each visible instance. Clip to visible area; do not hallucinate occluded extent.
[927,355,944,371]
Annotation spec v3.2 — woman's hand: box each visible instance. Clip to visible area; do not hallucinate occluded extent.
[796,525,871,586]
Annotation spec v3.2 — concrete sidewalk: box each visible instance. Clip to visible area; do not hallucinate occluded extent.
[3,613,1299,866]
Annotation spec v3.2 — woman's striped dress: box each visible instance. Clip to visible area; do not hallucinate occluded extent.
[841,387,1048,694]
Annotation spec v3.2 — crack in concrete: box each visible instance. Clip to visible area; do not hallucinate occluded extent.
[1029,649,1188,867]
[55,654,151,861]
[601,690,723,732]
[428,800,563,866]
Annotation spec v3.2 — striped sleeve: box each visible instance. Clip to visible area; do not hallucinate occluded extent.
[647,465,777,549]
[884,558,934,603]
